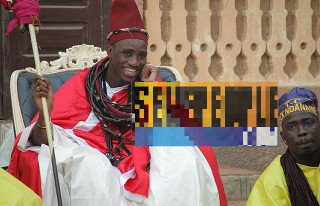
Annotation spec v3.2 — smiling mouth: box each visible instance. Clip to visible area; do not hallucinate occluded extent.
[123,68,139,77]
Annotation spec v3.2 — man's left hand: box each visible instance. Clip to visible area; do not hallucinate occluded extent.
[140,62,159,81]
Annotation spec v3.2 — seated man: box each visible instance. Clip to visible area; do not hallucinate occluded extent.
[8,0,227,205]
[247,87,320,206]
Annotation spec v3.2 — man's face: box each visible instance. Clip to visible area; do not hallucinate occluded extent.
[281,111,320,158]
[107,39,147,87]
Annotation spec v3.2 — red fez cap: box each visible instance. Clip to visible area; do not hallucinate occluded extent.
[108,0,148,45]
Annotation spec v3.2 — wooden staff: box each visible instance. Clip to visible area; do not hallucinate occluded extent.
[1,0,63,204]
[28,24,63,206]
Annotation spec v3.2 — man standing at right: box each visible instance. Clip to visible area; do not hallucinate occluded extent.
[247,87,320,206]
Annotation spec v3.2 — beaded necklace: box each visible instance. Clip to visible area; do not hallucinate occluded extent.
[86,57,134,166]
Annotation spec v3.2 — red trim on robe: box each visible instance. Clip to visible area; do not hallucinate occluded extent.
[199,146,227,206]
[117,146,150,197]
[7,134,43,196]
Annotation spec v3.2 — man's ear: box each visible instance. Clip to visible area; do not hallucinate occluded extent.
[107,45,114,58]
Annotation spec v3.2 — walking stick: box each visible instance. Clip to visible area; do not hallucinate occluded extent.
[29,23,63,206]
[2,0,63,205]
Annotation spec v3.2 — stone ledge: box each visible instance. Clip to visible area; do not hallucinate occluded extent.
[228,200,247,206]
[0,121,14,168]
[219,164,259,201]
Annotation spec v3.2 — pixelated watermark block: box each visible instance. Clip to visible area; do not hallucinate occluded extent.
[134,82,278,146]
[135,127,278,146]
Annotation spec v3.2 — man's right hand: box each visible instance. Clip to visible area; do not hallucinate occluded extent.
[32,76,54,116]
[30,76,53,146]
